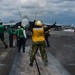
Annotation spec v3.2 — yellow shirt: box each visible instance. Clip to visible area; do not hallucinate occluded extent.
[32,27,45,42]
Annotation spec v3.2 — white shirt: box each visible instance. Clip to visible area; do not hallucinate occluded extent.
[23,30,27,38]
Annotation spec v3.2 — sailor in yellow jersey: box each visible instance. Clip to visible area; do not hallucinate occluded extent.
[29,20,56,66]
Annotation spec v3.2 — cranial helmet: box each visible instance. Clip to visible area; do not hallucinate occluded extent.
[35,20,43,26]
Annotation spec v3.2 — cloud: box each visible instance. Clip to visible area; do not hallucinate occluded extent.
[0,0,75,24]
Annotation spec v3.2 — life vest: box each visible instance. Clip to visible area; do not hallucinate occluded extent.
[32,27,45,42]
[16,28,24,38]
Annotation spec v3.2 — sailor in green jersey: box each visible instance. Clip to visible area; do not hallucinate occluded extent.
[0,20,8,49]
[8,26,14,47]
[16,26,27,53]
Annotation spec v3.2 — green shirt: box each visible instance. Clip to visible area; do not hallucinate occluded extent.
[16,28,24,38]
[8,28,14,35]
[0,25,5,33]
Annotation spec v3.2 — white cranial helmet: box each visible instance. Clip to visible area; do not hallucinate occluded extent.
[21,18,29,29]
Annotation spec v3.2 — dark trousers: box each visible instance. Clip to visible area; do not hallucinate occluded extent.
[0,33,4,41]
[9,35,13,47]
[18,37,26,52]
[45,37,50,47]
[30,41,48,64]
[0,33,7,47]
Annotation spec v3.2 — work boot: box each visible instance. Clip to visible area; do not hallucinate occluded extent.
[47,45,50,47]
[29,63,33,66]
[44,62,48,66]
[23,50,25,53]
[5,45,8,49]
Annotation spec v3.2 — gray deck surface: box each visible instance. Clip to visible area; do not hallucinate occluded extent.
[9,46,71,75]
[0,31,75,75]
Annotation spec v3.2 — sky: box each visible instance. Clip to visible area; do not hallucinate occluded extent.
[0,0,75,25]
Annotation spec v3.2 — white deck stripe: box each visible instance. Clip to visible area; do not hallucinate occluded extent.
[0,48,10,63]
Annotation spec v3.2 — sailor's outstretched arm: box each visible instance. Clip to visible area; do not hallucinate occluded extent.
[44,22,56,32]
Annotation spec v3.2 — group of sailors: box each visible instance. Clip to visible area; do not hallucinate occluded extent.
[0,19,56,66]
